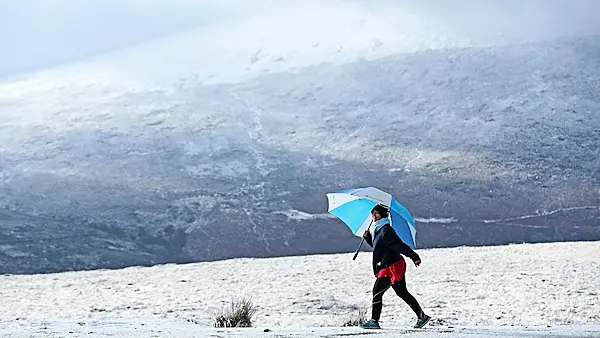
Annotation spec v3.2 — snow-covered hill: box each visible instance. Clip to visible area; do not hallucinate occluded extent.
[1,1,599,273]
[0,241,598,337]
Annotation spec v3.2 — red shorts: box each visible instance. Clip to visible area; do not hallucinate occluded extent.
[376,258,406,284]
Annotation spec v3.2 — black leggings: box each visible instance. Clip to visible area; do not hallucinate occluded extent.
[371,277,423,321]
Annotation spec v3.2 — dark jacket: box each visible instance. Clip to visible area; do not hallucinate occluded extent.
[364,224,420,276]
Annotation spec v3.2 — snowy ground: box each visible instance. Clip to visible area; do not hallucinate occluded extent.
[2,320,600,338]
[1,241,598,337]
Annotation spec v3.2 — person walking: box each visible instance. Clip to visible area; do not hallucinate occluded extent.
[359,204,431,329]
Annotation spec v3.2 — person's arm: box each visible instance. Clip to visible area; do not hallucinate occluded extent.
[382,228,421,265]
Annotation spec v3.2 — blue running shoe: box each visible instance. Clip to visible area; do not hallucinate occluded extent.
[414,314,431,329]
[359,319,381,329]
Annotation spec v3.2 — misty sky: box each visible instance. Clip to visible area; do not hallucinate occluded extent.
[0,0,246,78]
[1,0,599,79]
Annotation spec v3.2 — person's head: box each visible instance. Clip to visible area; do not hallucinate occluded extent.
[371,204,389,221]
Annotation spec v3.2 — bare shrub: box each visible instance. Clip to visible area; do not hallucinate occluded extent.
[213,297,257,328]
[342,306,369,327]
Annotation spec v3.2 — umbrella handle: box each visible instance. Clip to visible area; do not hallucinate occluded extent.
[352,219,373,260]
[352,237,365,260]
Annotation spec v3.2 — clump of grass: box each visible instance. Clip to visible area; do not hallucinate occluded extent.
[342,306,369,327]
[213,297,258,328]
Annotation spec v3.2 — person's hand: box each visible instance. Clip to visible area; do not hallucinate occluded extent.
[413,259,421,267]
[363,230,370,239]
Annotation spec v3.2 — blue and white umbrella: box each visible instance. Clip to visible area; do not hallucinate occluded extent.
[326,187,417,248]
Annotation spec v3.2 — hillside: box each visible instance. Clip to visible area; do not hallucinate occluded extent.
[1,1,599,273]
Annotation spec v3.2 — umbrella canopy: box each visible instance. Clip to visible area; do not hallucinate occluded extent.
[326,187,417,248]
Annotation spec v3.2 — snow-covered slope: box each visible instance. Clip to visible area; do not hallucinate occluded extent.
[0,241,598,336]
[1,1,599,273]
